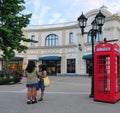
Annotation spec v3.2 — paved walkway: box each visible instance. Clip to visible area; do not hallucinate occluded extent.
[0,76,120,113]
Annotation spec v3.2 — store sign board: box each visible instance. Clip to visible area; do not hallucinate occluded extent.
[96,47,111,52]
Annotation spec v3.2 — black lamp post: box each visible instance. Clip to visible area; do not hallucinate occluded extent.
[77,10,105,97]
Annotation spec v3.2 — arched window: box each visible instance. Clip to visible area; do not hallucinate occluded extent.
[87,32,103,43]
[45,34,58,46]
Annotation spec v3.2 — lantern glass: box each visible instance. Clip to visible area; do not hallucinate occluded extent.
[77,13,87,28]
[96,10,105,26]
[91,19,98,30]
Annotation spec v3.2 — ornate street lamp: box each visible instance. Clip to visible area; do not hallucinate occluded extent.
[78,12,87,35]
[77,10,105,97]
[95,10,105,33]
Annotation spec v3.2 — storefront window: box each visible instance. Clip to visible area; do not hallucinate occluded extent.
[7,61,23,71]
[57,61,61,73]
[67,59,75,73]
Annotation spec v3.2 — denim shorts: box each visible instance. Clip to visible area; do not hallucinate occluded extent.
[26,83,38,88]
[38,78,45,91]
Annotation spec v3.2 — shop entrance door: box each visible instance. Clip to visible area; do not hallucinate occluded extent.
[86,60,92,76]
[42,60,61,76]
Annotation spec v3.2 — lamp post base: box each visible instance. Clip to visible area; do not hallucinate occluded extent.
[89,94,94,98]
[89,75,94,98]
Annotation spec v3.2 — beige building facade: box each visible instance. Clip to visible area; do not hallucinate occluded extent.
[0,7,120,76]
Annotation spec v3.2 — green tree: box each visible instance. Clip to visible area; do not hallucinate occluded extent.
[0,0,37,74]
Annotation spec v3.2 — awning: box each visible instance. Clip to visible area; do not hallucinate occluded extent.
[0,57,23,61]
[39,56,61,61]
[12,57,23,61]
[82,54,92,60]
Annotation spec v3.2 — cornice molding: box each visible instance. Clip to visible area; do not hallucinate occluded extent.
[28,44,77,49]
[23,21,78,32]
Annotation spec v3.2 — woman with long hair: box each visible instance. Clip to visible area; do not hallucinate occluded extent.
[25,61,38,104]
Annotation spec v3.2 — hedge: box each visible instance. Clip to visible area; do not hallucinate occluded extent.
[0,77,14,85]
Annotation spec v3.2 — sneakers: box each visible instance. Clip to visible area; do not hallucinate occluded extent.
[27,98,37,104]
[38,97,43,101]
[27,100,31,104]
[32,98,37,104]
[31,100,37,104]
[27,97,43,104]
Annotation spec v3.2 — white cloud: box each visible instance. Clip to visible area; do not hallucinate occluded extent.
[33,0,42,13]
[38,4,50,25]
[24,0,120,25]
[48,13,66,24]
[87,0,101,9]
[104,0,120,13]
[28,1,50,25]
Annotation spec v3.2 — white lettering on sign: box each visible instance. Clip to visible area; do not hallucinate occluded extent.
[114,48,119,52]
[96,47,111,52]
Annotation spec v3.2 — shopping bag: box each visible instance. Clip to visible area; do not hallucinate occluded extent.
[44,76,50,87]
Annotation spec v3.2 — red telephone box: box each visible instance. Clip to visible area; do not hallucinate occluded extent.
[94,42,120,103]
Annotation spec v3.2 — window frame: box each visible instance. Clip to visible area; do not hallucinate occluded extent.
[31,35,35,46]
[67,58,76,73]
[87,32,102,43]
[45,34,58,46]
[69,32,73,43]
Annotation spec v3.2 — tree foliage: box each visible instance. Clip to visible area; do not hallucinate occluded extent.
[0,0,37,72]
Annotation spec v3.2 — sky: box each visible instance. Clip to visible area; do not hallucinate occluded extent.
[23,0,120,25]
